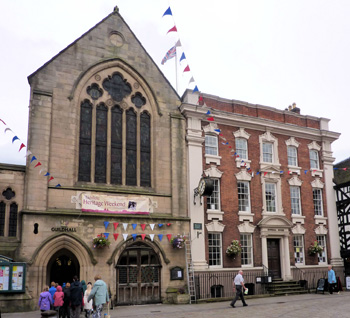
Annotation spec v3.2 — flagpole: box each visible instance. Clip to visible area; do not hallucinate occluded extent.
[175,43,178,93]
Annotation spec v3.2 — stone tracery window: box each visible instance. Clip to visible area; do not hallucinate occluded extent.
[0,188,18,238]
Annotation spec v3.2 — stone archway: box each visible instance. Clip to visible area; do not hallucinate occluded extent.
[29,233,96,298]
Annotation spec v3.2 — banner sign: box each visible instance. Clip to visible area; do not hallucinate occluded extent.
[81,194,150,214]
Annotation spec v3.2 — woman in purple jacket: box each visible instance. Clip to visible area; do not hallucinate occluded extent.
[38,286,53,312]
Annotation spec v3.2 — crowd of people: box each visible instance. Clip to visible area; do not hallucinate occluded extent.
[38,274,109,318]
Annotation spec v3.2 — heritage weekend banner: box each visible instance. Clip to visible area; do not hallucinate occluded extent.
[81,194,150,214]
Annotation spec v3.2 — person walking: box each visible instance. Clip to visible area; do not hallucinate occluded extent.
[49,281,57,309]
[62,282,71,318]
[83,282,93,318]
[230,270,248,308]
[70,276,84,318]
[53,285,64,317]
[328,265,337,294]
[87,274,109,318]
[38,286,53,312]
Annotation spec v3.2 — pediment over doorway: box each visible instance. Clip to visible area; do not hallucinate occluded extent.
[257,215,293,229]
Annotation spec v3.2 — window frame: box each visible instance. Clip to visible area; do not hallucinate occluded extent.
[207,179,220,211]
[262,142,273,163]
[293,235,305,265]
[237,181,251,212]
[208,232,222,268]
[265,182,277,212]
[290,186,301,215]
[309,150,320,169]
[287,146,298,167]
[205,134,219,156]
[316,235,327,264]
[235,138,248,160]
[313,188,324,216]
[240,234,253,266]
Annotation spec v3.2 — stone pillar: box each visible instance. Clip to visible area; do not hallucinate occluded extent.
[186,116,207,269]
[283,235,292,280]
[261,235,268,272]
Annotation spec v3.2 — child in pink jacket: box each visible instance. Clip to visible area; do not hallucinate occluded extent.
[53,285,64,317]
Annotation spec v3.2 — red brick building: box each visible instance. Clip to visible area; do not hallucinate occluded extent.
[181,90,343,297]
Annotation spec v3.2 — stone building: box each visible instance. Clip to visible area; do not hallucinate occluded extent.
[181,92,343,298]
[0,7,188,312]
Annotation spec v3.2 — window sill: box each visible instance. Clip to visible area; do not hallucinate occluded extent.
[259,162,281,172]
[207,209,224,221]
[291,215,305,224]
[311,169,323,178]
[205,154,221,165]
[287,165,301,175]
[238,211,254,222]
[262,211,286,217]
[235,158,251,169]
[314,215,327,225]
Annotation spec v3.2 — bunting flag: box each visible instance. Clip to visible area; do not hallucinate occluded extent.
[132,223,137,230]
[207,117,215,121]
[4,128,12,134]
[183,65,190,72]
[264,172,268,176]
[158,234,163,241]
[198,96,204,104]
[166,223,171,227]
[113,233,119,241]
[140,224,146,231]
[30,156,37,163]
[55,184,61,188]
[179,52,186,62]
[214,129,221,133]
[167,25,177,34]
[48,176,54,182]
[12,136,19,143]
[158,223,163,228]
[166,234,172,241]
[206,110,211,115]
[0,119,6,125]
[103,233,109,239]
[149,234,155,241]
[175,39,182,47]
[192,86,199,93]
[123,223,128,231]
[34,162,42,168]
[141,234,146,240]
[44,172,50,176]
[161,46,176,65]
[25,150,32,157]
[150,224,155,231]
[122,234,128,241]
[188,76,195,84]
[131,234,137,241]
[162,6,172,17]
[113,222,119,230]
[104,221,110,230]
[18,143,26,152]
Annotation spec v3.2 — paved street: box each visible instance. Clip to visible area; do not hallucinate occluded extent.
[3,292,350,318]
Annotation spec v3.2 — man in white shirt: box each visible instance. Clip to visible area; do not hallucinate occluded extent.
[230,270,248,308]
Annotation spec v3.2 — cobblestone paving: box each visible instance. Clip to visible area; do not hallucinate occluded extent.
[3,292,350,318]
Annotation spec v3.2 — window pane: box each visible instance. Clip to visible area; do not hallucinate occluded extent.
[313,189,323,216]
[293,235,304,264]
[8,203,18,237]
[126,109,137,186]
[95,104,108,183]
[310,150,319,169]
[78,100,92,182]
[287,146,297,166]
[317,235,327,263]
[290,186,301,215]
[265,183,276,212]
[0,202,5,236]
[235,138,247,159]
[208,233,222,266]
[140,112,151,187]
[111,105,123,185]
[205,135,218,156]
[262,142,273,163]
[240,234,252,265]
[238,181,250,212]
[207,179,220,210]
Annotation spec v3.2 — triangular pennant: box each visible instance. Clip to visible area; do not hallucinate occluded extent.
[198,96,204,104]
[141,234,146,241]
[214,129,221,133]
[44,172,50,176]
[206,110,211,115]
[123,233,128,241]
[48,176,54,182]
[192,85,199,93]
[104,221,110,230]
[188,76,195,84]
[34,162,42,168]
[264,172,268,176]
[167,25,177,34]
[207,117,215,121]
[103,233,109,239]
[4,128,12,134]
[113,222,119,230]
[140,224,146,231]
[158,234,163,241]
[166,223,171,227]
[158,223,163,228]
[39,168,45,175]
[183,65,190,72]
[131,234,137,241]
[180,52,186,62]
[113,233,119,241]
[0,119,6,125]
[18,143,26,152]
[162,6,172,16]
[175,39,182,47]
[30,156,37,163]
[123,223,128,231]
[132,223,137,230]
[55,184,61,187]
[12,136,19,143]
[150,224,155,231]
[167,234,172,241]
[149,234,155,241]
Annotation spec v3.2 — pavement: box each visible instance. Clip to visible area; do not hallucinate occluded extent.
[2,292,350,318]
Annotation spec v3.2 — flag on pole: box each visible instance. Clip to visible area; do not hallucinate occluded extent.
[161,46,176,65]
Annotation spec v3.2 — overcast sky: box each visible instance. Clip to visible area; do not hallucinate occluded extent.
[0,0,349,166]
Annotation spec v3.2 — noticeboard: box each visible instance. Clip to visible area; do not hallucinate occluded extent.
[0,255,26,293]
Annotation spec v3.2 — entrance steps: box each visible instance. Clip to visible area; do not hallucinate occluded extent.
[267,278,308,296]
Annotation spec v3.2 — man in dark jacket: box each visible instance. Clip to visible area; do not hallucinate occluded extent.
[62,282,71,318]
[69,276,83,318]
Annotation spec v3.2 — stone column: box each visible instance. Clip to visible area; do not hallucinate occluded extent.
[283,235,292,280]
[261,234,268,273]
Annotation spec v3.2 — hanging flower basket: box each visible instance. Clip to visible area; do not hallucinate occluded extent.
[226,239,242,257]
[170,234,187,249]
[308,240,323,256]
[93,234,111,249]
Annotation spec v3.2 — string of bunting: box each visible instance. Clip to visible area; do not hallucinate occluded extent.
[0,118,61,187]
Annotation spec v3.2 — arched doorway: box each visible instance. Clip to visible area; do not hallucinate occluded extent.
[47,248,80,286]
[116,241,161,305]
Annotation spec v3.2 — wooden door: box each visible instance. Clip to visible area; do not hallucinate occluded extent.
[267,239,281,278]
